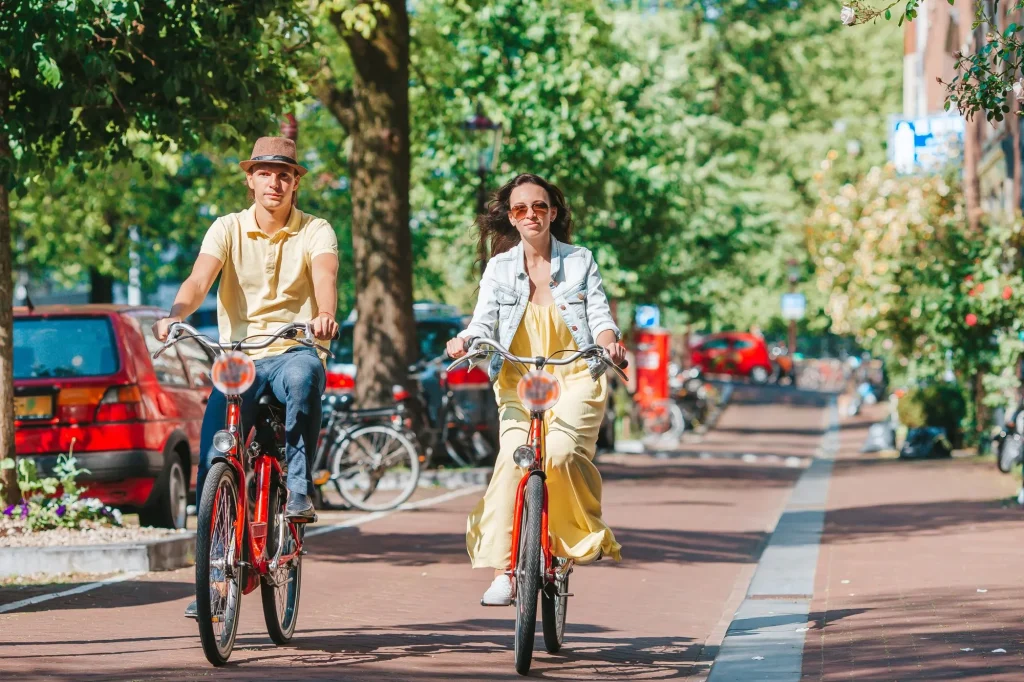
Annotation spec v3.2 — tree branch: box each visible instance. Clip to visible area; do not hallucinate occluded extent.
[312,62,355,133]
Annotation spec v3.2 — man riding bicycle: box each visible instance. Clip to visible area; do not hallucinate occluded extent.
[153,136,339,617]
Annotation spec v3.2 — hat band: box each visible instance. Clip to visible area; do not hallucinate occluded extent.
[249,154,299,166]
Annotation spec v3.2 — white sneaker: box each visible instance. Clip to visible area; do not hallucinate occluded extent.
[481,574,513,606]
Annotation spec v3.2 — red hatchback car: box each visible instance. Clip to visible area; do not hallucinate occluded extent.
[13,305,213,528]
[690,331,774,383]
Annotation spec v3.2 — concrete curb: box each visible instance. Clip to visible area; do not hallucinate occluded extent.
[0,533,195,578]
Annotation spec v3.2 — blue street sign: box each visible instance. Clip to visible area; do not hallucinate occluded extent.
[888,114,964,175]
[781,293,806,321]
[635,305,660,329]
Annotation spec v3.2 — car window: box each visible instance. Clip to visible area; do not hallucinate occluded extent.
[137,317,191,387]
[733,339,754,350]
[13,316,119,379]
[176,337,214,388]
[700,338,730,351]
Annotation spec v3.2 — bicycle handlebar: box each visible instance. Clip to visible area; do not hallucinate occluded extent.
[447,337,628,382]
[153,321,335,360]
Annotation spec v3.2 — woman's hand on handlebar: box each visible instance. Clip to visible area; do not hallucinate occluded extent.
[153,317,182,342]
[601,341,627,368]
[446,336,468,359]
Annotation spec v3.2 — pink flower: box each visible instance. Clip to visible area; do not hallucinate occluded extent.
[966,313,978,327]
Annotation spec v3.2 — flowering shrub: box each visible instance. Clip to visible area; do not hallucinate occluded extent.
[1,452,123,531]
[806,163,1024,438]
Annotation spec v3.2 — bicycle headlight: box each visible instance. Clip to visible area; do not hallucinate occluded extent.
[517,370,561,413]
[212,429,236,453]
[513,445,536,469]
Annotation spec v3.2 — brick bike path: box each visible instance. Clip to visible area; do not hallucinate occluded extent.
[0,390,828,681]
[802,405,1024,681]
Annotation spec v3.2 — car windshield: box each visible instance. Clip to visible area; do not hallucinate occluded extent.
[330,320,463,366]
[13,317,119,379]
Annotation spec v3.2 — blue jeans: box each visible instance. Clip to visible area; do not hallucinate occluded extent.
[196,347,326,505]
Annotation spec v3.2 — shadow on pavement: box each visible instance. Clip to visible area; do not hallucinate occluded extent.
[611,527,768,564]
[0,580,192,613]
[823,497,1022,543]
[601,461,803,489]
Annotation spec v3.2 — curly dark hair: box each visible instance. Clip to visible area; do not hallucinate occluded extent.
[477,173,574,261]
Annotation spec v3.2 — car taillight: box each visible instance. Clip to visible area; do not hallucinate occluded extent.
[447,366,490,391]
[95,385,144,422]
[325,371,355,394]
[57,386,108,424]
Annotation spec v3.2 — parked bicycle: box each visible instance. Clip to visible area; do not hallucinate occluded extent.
[448,337,626,675]
[313,392,420,512]
[152,321,333,666]
[414,356,497,470]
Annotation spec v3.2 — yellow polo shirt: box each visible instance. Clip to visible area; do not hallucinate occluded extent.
[199,204,338,359]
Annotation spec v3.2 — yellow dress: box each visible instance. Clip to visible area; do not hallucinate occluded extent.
[466,301,622,569]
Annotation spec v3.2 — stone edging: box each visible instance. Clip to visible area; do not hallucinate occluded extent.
[0,533,195,578]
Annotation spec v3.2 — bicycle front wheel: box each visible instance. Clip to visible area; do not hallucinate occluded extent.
[331,424,420,511]
[261,470,302,644]
[514,475,543,676]
[195,462,244,666]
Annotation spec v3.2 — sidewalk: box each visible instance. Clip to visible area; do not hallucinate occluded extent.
[803,405,1024,680]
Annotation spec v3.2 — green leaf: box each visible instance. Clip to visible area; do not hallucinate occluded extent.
[885,9,892,20]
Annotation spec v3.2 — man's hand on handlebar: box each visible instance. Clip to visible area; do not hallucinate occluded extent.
[153,317,182,342]
[446,336,469,360]
[310,312,339,341]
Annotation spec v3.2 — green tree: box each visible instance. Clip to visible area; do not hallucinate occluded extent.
[0,0,307,504]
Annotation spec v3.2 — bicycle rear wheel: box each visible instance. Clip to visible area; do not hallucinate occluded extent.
[195,462,244,666]
[514,475,543,676]
[542,560,569,653]
[261,470,302,644]
[330,424,420,511]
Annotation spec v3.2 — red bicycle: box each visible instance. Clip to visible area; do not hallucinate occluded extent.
[153,321,333,666]
[448,338,626,675]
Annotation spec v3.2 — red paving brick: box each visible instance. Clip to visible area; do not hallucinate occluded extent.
[0,393,825,682]
[804,406,1024,681]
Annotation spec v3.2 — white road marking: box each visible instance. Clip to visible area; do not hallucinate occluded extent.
[0,572,144,615]
[304,484,485,538]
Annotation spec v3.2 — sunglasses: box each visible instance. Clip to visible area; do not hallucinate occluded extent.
[510,201,551,221]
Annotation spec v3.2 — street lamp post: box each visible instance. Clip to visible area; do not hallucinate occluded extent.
[463,105,503,274]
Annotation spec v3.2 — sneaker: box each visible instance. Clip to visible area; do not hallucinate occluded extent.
[481,574,513,606]
[285,492,317,523]
[184,599,198,619]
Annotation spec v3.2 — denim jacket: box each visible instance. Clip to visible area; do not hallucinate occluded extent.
[458,236,621,381]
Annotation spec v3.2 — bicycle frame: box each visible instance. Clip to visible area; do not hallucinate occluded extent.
[213,394,303,595]
[506,414,558,583]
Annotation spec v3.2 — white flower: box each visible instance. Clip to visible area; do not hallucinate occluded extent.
[840,6,856,25]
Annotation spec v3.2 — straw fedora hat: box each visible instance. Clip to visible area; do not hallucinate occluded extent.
[239,137,308,176]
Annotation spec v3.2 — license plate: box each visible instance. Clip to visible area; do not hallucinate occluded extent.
[15,395,53,420]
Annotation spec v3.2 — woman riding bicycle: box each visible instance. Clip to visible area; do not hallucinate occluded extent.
[446,173,624,606]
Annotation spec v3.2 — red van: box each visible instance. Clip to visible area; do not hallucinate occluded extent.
[13,305,212,528]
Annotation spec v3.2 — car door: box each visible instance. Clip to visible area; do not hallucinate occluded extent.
[173,337,215,491]
[137,315,207,490]
[699,337,731,374]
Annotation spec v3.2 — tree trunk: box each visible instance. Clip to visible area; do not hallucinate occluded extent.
[89,268,115,303]
[0,71,18,505]
[340,1,415,408]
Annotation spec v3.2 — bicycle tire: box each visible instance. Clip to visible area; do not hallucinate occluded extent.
[541,561,569,653]
[514,475,543,676]
[330,424,420,511]
[261,469,302,644]
[195,462,244,666]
